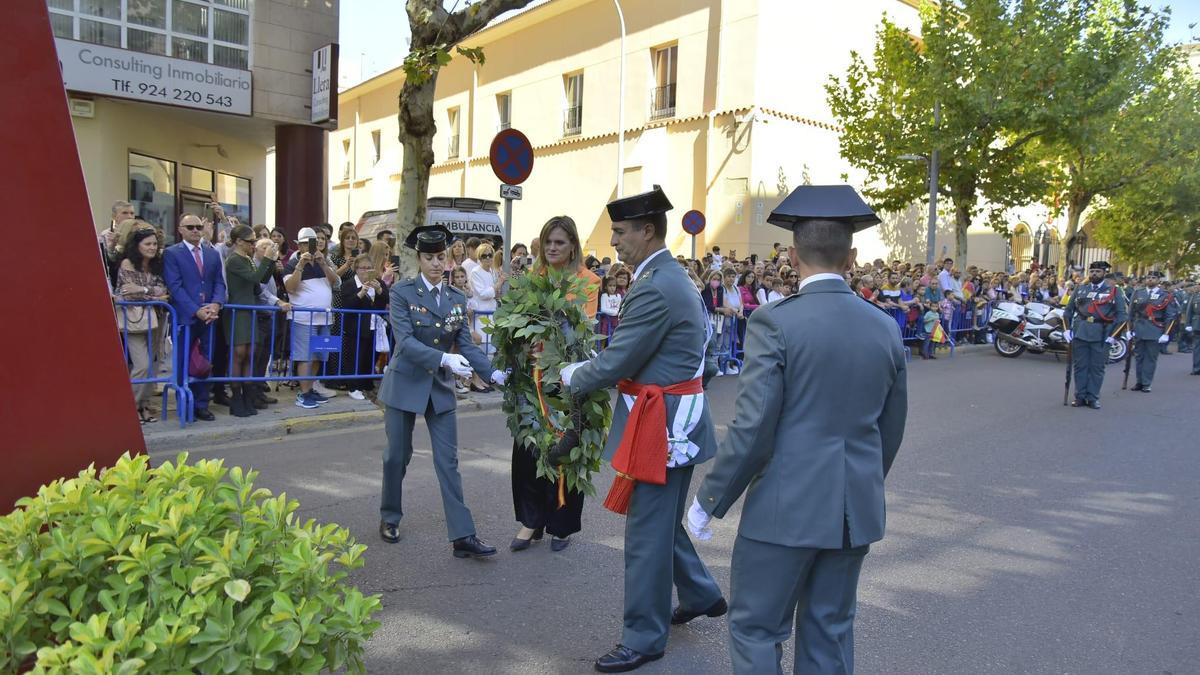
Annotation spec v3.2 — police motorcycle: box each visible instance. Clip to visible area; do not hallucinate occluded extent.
[989,301,1128,363]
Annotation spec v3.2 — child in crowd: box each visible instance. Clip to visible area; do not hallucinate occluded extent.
[921,302,941,359]
[598,276,621,345]
[940,288,959,327]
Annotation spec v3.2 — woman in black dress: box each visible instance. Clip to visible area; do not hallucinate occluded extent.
[509,216,600,553]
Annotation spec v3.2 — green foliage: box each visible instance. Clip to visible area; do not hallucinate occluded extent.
[0,453,381,674]
[402,45,488,87]
[488,268,612,496]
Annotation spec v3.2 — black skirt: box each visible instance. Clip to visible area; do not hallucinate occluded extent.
[511,440,583,538]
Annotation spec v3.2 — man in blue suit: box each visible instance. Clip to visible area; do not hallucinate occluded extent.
[163,213,226,421]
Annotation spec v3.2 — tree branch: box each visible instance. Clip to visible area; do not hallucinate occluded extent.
[453,0,535,41]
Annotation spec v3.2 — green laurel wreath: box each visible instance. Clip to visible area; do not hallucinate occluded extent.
[486,267,612,496]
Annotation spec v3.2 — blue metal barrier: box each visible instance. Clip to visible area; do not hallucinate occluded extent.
[115,300,190,427]
[714,315,744,374]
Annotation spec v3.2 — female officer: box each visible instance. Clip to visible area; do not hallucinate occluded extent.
[377,225,507,558]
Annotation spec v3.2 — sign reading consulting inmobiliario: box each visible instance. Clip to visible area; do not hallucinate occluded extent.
[54,38,252,116]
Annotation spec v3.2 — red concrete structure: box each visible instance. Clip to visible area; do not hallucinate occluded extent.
[0,1,145,510]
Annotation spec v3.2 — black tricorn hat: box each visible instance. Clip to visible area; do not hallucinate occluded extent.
[1146,269,1163,278]
[1088,260,1111,271]
[767,185,881,232]
[404,225,454,253]
[607,185,673,222]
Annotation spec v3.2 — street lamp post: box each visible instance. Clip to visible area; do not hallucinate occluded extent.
[899,102,940,268]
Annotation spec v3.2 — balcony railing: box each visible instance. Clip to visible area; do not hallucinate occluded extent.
[448,134,460,158]
[650,83,676,120]
[563,105,583,136]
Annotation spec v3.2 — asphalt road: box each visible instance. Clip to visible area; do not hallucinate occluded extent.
[153,346,1200,674]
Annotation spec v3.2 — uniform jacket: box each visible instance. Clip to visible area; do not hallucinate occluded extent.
[1130,285,1180,341]
[163,242,227,323]
[1185,290,1200,331]
[569,250,717,469]
[697,278,908,549]
[1063,280,1128,342]
[378,277,492,414]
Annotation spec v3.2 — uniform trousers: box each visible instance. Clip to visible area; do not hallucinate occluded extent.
[728,535,869,675]
[382,401,476,541]
[1070,339,1107,403]
[1192,339,1200,372]
[1135,339,1162,387]
[621,465,723,655]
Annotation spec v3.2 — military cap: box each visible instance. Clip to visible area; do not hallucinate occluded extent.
[767,185,881,232]
[607,185,673,222]
[404,225,454,253]
[1088,260,1111,271]
[1146,270,1163,278]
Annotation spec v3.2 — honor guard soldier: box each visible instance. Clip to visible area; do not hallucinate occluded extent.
[1177,281,1195,355]
[377,225,507,558]
[1062,261,1127,409]
[560,186,726,673]
[691,186,909,675]
[1129,271,1179,392]
[1185,280,1200,374]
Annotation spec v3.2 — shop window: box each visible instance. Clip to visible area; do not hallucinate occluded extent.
[214,0,250,9]
[49,12,73,38]
[181,165,214,193]
[128,0,166,29]
[213,45,248,69]
[171,0,208,37]
[80,19,121,47]
[48,0,73,9]
[80,0,120,19]
[216,172,251,225]
[128,29,167,56]
[213,9,248,45]
[173,36,208,63]
[128,152,176,236]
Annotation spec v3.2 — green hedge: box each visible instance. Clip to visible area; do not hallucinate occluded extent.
[0,453,381,674]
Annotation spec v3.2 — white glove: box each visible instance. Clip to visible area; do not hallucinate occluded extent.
[1105,336,1116,345]
[560,361,587,388]
[1063,330,1073,342]
[1157,334,1169,344]
[1129,331,1136,339]
[686,497,713,541]
[490,370,507,386]
[1186,326,1194,333]
[439,353,473,378]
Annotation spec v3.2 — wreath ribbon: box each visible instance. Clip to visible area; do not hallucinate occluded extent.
[533,365,568,509]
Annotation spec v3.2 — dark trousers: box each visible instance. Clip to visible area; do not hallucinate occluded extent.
[180,319,213,410]
[1071,339,1107,403]
[511,441,583,538]
[344,327,378,391]
[1135,339,1161,386]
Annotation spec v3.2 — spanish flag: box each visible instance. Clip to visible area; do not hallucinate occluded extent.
[931,322,948,344]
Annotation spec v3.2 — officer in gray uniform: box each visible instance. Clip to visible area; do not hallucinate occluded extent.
[1130,271,1180,392]
[560,186,725,673]
[377,225,506,558]
[690,186,908,675]
[1185,281,1200,374]
[1061,261,1126,409]
[1178,281,1195,355]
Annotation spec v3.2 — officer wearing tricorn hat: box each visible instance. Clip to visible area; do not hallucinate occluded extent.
[1129,270,1179,393]
[559,185,726,673]
[692,185,909,674]
[1063,260,1127,408]
[376,225,508,558]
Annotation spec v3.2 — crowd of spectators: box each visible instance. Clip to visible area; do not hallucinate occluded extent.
[103,202,1196,424]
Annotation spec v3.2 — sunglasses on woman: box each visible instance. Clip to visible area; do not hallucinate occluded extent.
[480,253,493,259]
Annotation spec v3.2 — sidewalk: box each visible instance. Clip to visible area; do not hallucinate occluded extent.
[142,387,505,452]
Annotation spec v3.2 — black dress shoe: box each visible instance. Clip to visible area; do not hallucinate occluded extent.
[1070,399,1084,407]
[258,394,278,404]
[551,536,571,552]
[194,409,216,422]
[1131,383,1144,391]
[670,597,728,625]
[594,645,664,673]
[1088,400,1102,410]
[379,521,400,543]
[452,535,497,558]
[1141,386,1152,393]
[212,390,231,406]
[510,536,534,552]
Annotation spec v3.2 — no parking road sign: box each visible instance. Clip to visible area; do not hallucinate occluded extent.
[682,210,706,235]
[489,129,534,186]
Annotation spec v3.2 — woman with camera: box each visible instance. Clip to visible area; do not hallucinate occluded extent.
[223,224,278,417]
[117,226,169,424]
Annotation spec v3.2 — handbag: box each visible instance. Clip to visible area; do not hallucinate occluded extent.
[117,304,158,334]
[189,338,212,378]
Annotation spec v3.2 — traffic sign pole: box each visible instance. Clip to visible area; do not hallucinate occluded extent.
[503,197,513,275]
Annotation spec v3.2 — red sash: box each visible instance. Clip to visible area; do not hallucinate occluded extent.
[602,377,704,515]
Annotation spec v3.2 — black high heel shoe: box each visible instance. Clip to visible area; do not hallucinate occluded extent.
[510,527,545,551]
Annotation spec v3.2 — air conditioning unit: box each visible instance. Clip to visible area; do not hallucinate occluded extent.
[69,98,95,118]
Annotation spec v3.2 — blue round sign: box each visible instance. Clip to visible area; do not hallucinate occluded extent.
[682,209,706,235]
[489,129,534,185]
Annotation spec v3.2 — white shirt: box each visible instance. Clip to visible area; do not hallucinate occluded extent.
[421,274,444,295]
[757,288,784,305]
[600,293,622,316]
[467,264,497,312]
[633,247,670,281]
[797,272,846,293]
[939,269,963,299]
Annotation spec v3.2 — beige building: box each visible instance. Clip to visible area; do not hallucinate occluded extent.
[332,0,934,261]
[50,0,338,242]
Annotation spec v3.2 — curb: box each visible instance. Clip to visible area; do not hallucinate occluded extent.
[144,394,505,452]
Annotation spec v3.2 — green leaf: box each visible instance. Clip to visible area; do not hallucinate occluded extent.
[223,579,251,603]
